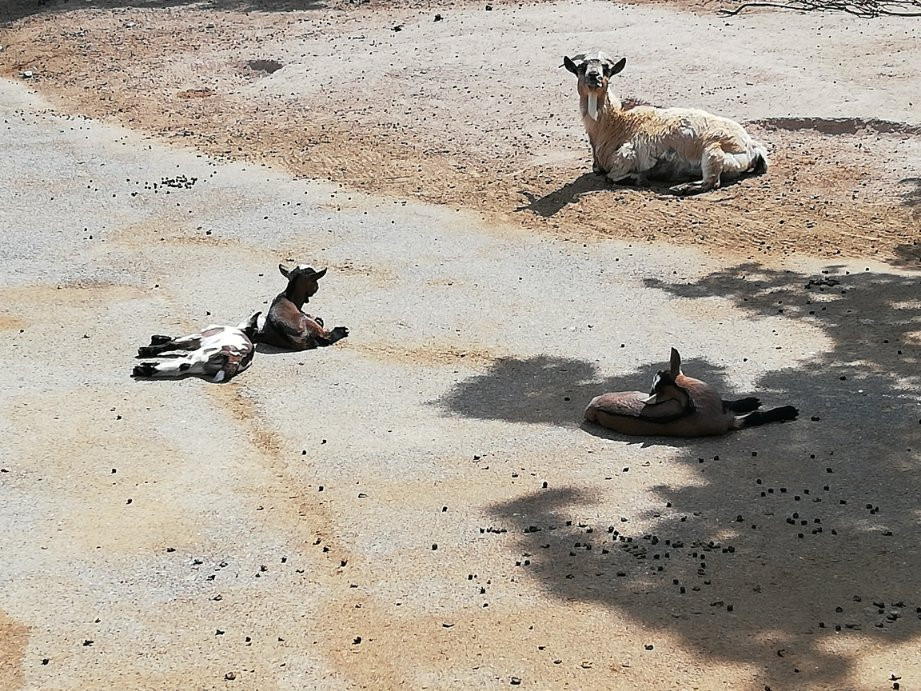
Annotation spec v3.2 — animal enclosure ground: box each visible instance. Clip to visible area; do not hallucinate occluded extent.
[1,1,920,689]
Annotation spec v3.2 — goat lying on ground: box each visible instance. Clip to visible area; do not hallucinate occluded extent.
[563,52,768,195]
[255,264,349,350]
[584,348,798,437]
[132,312,260,382]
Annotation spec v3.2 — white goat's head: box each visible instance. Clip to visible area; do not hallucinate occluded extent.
[562,52,627,119]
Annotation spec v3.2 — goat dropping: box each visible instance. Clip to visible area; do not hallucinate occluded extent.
[584,348,798,437]
[563,52,769,195]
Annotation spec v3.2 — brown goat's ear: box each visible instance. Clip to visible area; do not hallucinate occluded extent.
[562,56,579,75]
[605,57,627,77]
[669,348,682,377]
[279,263,291,278]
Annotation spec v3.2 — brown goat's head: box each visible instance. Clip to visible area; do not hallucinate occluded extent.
[279,263,327,303]
[563,52,627,119]
[644,348,690,406]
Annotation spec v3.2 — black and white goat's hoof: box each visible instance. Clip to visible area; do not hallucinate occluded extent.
[330,326,349,342]
[132,362,157,378]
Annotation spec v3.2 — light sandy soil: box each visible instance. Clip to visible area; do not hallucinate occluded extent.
[1,1,920,690]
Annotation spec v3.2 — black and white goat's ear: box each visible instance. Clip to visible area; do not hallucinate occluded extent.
[240,311,261,332]
[669,348,682,377]
[605,57,627,77]
[279,263,291,278]
[562,56,580,74]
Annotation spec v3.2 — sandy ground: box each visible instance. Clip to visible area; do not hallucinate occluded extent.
[1,1,920,689]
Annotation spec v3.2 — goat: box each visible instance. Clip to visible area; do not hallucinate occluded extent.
[562,52,768,195]
[254,264,349,350]
[132,312,260,382]
[584,348,798,437]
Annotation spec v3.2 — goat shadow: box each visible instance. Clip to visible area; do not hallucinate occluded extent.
[517,169,762,218]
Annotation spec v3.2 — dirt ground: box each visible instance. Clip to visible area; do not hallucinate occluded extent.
[1,0,920,689]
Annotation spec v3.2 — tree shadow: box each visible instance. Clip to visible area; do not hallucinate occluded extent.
[434,353,735,427]
[475,263,920,687]
[1,0,328,24]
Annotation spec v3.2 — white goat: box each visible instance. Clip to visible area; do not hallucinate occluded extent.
[132,312,260,382]
[563,52,768,195]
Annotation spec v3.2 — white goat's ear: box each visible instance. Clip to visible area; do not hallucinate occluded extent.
[562,56,580,75]
[279,263,291,278]
[669,348,682,377]
[605,57,627,77]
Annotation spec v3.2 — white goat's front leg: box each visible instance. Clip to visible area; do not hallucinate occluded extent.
[669,143,724,195]
[604,143,639,186]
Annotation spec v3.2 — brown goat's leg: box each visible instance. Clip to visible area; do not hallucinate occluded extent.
[302,316,349,346]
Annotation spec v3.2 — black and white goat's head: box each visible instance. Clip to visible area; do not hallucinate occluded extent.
[562,51,627,120]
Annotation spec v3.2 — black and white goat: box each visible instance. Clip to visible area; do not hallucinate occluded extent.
[132,312,260,382]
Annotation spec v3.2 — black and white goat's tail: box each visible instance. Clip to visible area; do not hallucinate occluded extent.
[734,405,799,429]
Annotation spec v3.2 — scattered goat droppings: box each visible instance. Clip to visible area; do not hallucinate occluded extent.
[166,547,175,553]
[353,636,362,644]
[432,544,438,550]
[442,623,454,628]
[811,416,821,421]
[553,659,562,664]
[41,658,49,665]
[216,629,224,635]
[126,498,132,505]
[83,640,93,647]
[510,678,521,686]
[644,644,654,650]
[224,672,236,681]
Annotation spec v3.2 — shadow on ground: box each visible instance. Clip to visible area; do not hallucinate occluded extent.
[1,0,327,24]
[441,262,921,687]
[436,352,734,428]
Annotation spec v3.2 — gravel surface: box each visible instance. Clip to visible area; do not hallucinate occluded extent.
[1,2,920,688]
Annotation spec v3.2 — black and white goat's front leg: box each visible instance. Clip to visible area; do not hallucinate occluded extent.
[137,333,202,358]
[603,144,650,188]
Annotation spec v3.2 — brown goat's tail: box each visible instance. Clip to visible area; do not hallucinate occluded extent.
[737,405,798,429]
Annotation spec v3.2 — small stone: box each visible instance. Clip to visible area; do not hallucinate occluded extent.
[224,672,236,681]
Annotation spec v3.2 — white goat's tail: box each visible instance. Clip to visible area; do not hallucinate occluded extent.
[750,141,769,175]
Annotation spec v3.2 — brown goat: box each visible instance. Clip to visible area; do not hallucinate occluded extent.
[254,264,349,350]
[584,349,798,437]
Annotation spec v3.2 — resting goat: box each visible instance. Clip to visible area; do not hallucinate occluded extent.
[254,264,349,351]
[132,312,260,382]
[563,52,768,195]
[584,348,797,437]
